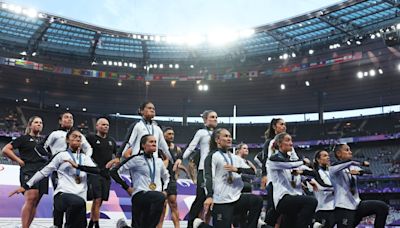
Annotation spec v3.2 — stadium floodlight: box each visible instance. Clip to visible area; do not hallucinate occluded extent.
[113,61,118,66]
[369,69,376,77]
[378,68,383,74]
[196,80,201,84]
[238,29,255,38]
[329,45,334,49]
[370,34,376,39]
[376,32,381,38]
[305,81,310,86]
[9,5,22,14]
[198,85,204,91]
[128,63,133,67]
[108,61,112,66]
[159,64,163,69]
[291,52,296,58]
[1,3,8,9]
[268,57,272,61]
[149,36,154,41]
[118,62,122,67]
[123,62,128,67]
[38,13,46,18]
[153,64,158,69]
[169,64,173,68]
[55,104,59,108]
[20,51,27,56]
[207,30,238,45]
[356,40,361,45]
[31,52,37,56]
[363,72,368,77]
[203,85,209,91]
[171,80,176,87]
[132,34,137,39]
[308,49,314,55]
[23,98,28,102]
[143,35,148,40]
[282,53,289,59]
[145,81,150,86]
[82,108,87,112]
[132,64,137,68]
[185,34,206,46]
[280,84,285,90]
[84,80,89,85]
[279,55,283,59]
[117,80,122,86]
[346,40,351,45]
[175,64,179,69]
[166,35,184,44]
[22,8,38,18]
[397,23,400,30]
[190,65,194,69]
[154,36,161,42]
[357,71,363,78]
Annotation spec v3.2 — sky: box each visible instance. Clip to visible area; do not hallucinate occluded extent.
[7,0,344,36]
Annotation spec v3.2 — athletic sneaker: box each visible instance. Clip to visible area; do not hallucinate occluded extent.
[193,218,204,228]
[313,222,323,228]
[116,218,130,228]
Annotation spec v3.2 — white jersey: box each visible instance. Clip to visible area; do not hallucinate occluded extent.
[183,128,213,170]
[313,168,335,211]
[37,129,93,157]
[122,120,172,161]
[330,160,362,210]
[266,139,298,185]
[267,152,308,208]
[211,150,248,204]
[117,153,170,197]
[26,150,96,200]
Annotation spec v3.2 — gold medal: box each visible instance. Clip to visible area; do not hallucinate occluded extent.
[227,176,233,184]
[75,175,81,184]
[149,182,157,190]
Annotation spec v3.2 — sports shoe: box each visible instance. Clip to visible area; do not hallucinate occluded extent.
[116,218,130,228]
[193,218,204,228]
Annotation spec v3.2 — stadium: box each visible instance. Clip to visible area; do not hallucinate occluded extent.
[0,0,399,227]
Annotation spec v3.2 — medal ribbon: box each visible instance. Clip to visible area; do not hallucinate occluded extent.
[142,119,154,135]
[145,156,156,184]
[67,149,82,177]
[219,150,233,179]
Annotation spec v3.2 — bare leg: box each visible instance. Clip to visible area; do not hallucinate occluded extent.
[21,189,40,228]
[168,195,180,228]
[157,200,168,228]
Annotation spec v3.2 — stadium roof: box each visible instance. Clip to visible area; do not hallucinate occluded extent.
[0,0,399,65]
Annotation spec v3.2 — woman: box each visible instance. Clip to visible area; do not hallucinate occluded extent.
[312,150,335,228]
[120,101,173,162]
[260,118,298,227]
[2,116,48,228]
[266,132,317,228]
[10,129,100,228]
[182,110,218,228]
[330,144,389,228]
[235,143,256,193]
[196,128,263,228]
[36,112,93,227]
[110,134,170,228]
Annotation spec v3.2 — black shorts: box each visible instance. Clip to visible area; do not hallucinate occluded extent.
[166,180,177,196]
[87,174,111,201]
[20,163,49,195]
